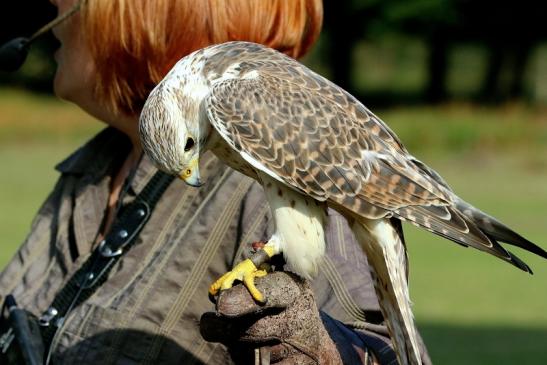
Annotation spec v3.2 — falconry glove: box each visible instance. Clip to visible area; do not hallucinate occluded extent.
[200,272,343,364]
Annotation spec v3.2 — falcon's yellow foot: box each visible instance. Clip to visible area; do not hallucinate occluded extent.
[209,259,269,303]
[209,246,276,304]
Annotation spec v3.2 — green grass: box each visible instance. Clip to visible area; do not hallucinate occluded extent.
[0,88,101,144]
[421,324,547,364]
[0,88,102,263]
[1,88,546,363]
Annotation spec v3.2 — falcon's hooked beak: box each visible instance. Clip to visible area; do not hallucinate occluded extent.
[179,157,203,187]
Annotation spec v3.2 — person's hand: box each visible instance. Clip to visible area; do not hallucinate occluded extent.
[200,271,343,364]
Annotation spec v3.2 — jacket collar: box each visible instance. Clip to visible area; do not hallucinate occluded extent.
[55,127,132,176]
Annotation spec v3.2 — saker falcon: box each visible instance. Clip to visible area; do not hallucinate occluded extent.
[139,41,547,365]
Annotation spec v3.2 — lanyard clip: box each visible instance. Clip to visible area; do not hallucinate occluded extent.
[39,307,59,327]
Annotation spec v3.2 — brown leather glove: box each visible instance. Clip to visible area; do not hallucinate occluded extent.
[200,271,343,364]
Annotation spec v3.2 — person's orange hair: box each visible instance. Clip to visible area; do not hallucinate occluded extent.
[81,0,323,115]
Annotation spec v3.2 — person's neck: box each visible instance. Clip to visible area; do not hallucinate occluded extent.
[110,114,142,153]
[78,99,143,152]
[97,141,143,243]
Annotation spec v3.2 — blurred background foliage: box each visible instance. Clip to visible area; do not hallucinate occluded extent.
[1,1,546,364]
[317,0,547,105]
[2,0,547,104]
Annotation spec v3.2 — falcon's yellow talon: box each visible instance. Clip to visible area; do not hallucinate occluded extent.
[246,282,265,303]
[254,269,268,278]
[244,269,269,303]
[209,271,232,296]
[220,272,239,291]
[209,258,269,303]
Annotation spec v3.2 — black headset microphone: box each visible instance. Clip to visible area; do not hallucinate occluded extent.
[0,1,82,72]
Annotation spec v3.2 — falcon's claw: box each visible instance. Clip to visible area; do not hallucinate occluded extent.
[209,258,269,304]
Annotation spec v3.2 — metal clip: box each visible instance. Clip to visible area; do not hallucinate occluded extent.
[0,327,14,354]
[98,239,123,258]
[39,306,59,327]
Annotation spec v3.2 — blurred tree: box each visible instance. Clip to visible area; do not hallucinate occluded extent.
[322,0,459,102]
[321,0,546,104]
[362,0,458,102]
[457,0,545,102]
[322,1,364,93]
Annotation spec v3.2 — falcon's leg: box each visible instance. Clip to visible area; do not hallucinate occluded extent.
[209,173,327,303]
[259,172,327,280]
[351,218,421,365]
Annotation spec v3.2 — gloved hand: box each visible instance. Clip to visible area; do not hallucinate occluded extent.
[200,271,343,364]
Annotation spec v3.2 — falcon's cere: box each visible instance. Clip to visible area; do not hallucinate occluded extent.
[139,41,547,365]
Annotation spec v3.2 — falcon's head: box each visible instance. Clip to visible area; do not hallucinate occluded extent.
[139,76,211,187]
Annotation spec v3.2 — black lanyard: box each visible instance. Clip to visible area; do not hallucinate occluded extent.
[40,170,175,361]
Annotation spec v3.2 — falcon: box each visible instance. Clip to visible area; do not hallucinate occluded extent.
[139,41,547,365]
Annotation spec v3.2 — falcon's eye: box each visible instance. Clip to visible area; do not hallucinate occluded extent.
[184,137,195,151]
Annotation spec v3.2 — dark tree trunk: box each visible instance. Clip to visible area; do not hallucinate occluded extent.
[322,1,357,93]
[480,44,504,102]
[426,32,449,103]
[508,42,532,99]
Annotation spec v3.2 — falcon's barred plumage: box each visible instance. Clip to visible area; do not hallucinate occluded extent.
[139,41,547,365]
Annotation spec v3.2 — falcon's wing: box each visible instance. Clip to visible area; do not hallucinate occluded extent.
[205,70,451,216]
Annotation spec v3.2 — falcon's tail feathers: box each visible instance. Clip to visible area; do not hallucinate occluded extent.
[395,204,538,274]
[456,200,547,260]
[352,218,421,365]
[409,158,546,265]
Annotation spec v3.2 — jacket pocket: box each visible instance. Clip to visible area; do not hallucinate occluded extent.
[51,303,166,365]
